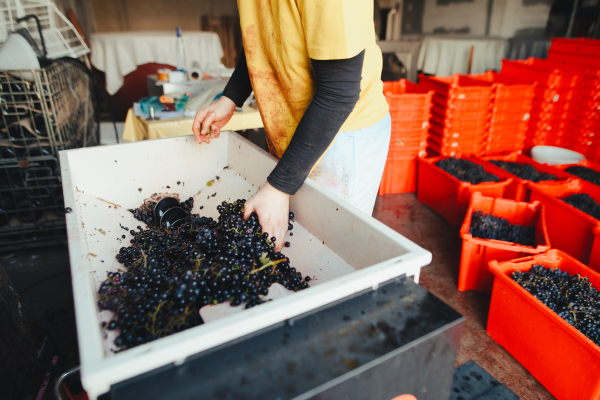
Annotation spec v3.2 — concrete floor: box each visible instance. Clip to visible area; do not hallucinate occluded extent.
[2,193,556,399]
[373,193,554,400]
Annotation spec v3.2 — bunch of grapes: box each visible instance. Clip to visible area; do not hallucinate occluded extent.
[489,160,557,182]
[512,265,600,346]
[435,157,499,184]
[470,211,535,247]
[98,198,309,351]
[562,193,600,221]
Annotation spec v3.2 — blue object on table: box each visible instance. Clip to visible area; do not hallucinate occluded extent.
[139,96,165,114]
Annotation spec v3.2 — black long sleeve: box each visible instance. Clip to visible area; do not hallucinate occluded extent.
[221,47,253,107]
[267,50,364,195]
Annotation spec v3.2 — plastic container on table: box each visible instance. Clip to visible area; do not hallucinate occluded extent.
[59,132,432,399]
[501,58,583,90]
[476,153,572,201]
[458,192,551,293]
[378,155,419,195]
[417,156,513,226]
[528,178,600,264]
[487,249,600,400]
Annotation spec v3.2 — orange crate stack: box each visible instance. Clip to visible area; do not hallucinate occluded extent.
[547,38,600,162]
[419,74,493,157]
[471,71,535,155]
[500,58,583,150]
[378,79,433,195]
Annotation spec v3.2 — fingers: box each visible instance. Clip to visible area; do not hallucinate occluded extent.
[243,200,255,221]
[201,111,217,135]
[192,109,207,144]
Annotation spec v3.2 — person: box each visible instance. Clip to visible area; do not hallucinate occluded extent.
[193,0,390,252]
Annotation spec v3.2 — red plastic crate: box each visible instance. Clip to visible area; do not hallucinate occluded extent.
[378,155,418,195]
[458,192,550,294]
[384,79,434,124]
[419,74,494,101]
[417,156,513,226]
[530,98,576,113]
[485,134,526,156]
[431,92,493,111]
[590,226,600,273]
[550,38,600,57]
[553,159,600,185]
[476,153,572,201]
[427,134,487,157]
[427,143,485,158]
[548,51,600,69]
[528,178,600,264]
[428,120,488,139]
[501,58,583,90]
[431,104,491,122]
[533,86,578,104]
[430,112,489,131]
[470,71,536,101]
[489,110,530,126]
[487,249,600,400]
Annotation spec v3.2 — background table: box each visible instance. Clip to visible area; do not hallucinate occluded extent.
[91,31,224,95]
[417,35,507,76]
[121,105,264,142]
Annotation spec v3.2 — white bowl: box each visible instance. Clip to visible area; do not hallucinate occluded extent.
[531,146,585,165]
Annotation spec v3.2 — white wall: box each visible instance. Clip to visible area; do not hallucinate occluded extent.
[489,0,551,38]
[422,0,489,36]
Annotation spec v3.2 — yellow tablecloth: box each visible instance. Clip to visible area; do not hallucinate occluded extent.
[122,106,264,142]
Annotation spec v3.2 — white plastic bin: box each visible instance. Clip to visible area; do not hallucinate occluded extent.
[60,132,431,399]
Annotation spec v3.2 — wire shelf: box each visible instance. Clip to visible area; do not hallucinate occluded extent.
[0,61,97,250]
[0,0,89,59]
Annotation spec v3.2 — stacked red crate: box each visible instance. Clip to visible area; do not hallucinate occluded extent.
[471,71,536,155]
[378,79,433,194]
[547,38,600,162]
[419,74,494,157]
[501,58,583,150]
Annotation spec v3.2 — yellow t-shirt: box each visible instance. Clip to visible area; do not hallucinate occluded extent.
[238,0,389,158]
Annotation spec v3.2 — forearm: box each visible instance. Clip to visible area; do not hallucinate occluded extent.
[267,50,365,195]
[221,46,253,107]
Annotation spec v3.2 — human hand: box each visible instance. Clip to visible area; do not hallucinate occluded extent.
[243,182,290,252]
[192,96,237,144]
